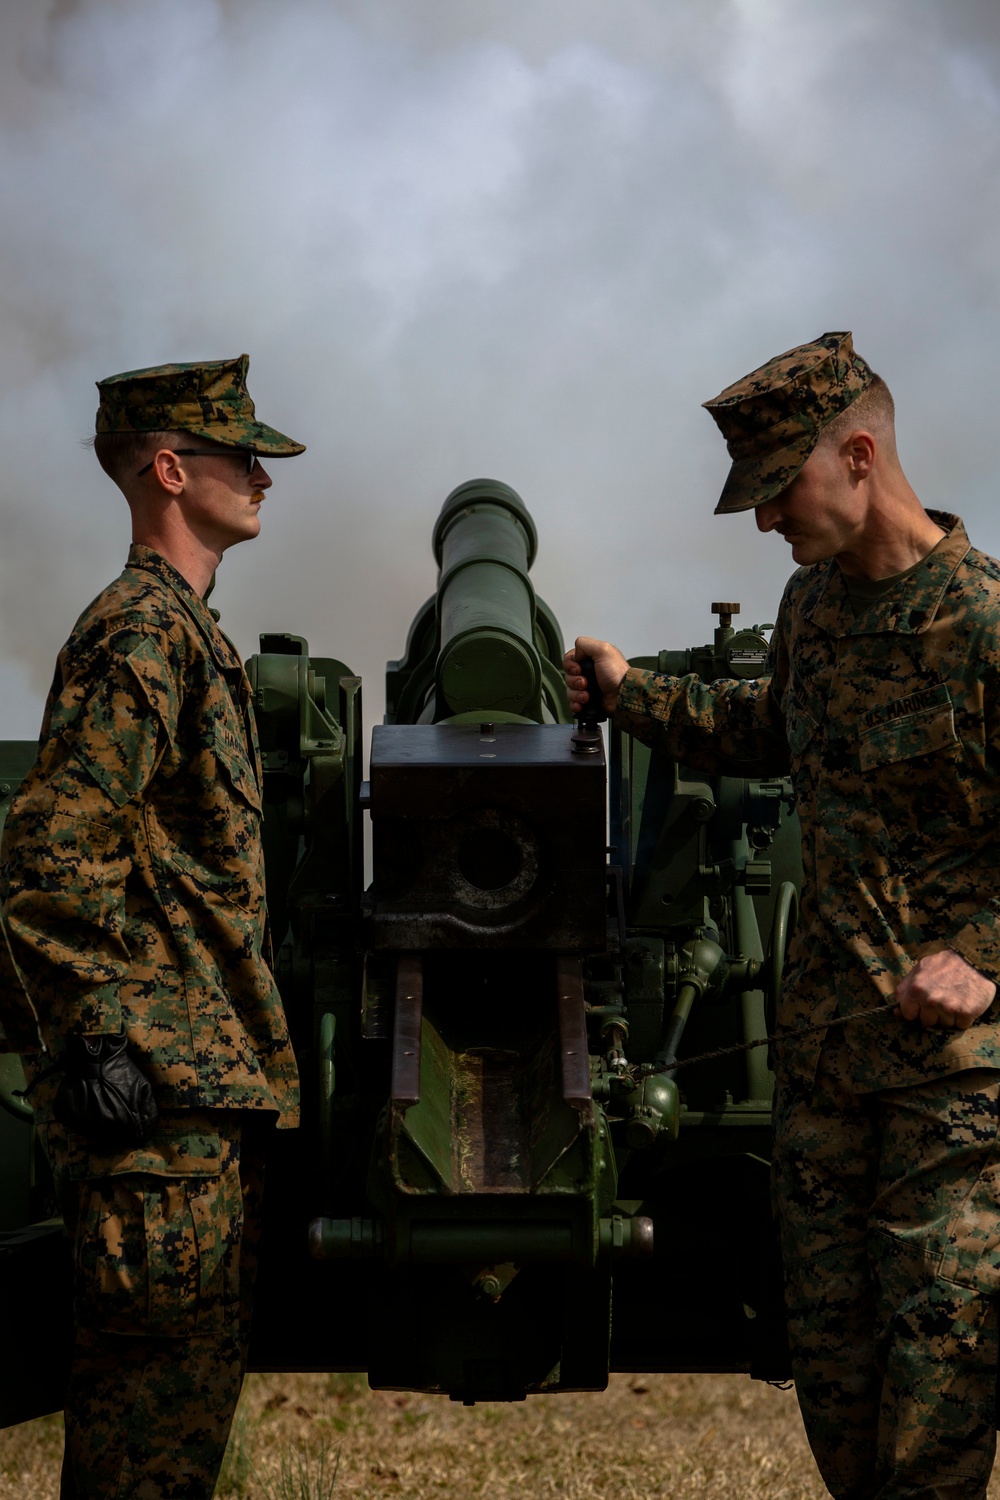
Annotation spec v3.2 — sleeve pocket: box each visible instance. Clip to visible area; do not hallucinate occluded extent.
[72,641,175,808]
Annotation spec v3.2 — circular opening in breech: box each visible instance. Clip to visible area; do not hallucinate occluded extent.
[456,828,523,890]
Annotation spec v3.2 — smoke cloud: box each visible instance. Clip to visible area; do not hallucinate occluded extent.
[1,0,999,736]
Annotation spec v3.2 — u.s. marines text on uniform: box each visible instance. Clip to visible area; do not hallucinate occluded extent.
[566,332,1000,1500]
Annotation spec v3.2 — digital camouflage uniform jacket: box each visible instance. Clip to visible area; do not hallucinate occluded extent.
[615,511,1000,1090]
[0,545,299,1130]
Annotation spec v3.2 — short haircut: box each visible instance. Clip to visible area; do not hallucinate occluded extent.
[819,374,896,455]
[90,430,217,489]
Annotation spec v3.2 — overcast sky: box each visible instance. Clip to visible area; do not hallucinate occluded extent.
[2,0,999,738]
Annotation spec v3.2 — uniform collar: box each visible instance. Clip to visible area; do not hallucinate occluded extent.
[124,544,242,668]
[797,511,970,638]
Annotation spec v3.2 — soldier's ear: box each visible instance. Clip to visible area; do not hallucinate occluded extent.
[844,430,875,480]
[149,449,186,494]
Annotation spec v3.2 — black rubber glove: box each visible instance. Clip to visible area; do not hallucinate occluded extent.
[53,1029,158,1149]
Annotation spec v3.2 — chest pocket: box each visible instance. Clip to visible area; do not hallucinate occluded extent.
[856,684,972,863]
[158,732,263,911]
[213,735,262,814]
[858,684,958,771]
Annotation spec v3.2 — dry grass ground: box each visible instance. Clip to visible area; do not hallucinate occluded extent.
[3,1371,1000,1499]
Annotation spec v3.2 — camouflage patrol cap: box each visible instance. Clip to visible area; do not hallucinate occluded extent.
[703,331,874,515]
[95,354,305,457]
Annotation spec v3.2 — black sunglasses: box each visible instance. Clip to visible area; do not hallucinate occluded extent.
[136,446,259,478]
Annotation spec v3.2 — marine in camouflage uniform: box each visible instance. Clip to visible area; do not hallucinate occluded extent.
[0,357,304,1498]
[568,332,1000,1499]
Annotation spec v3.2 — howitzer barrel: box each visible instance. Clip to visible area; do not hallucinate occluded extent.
[432,478,541,717]
[386,478,568,725]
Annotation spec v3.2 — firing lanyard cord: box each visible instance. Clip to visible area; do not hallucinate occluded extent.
[634,999,903,1080]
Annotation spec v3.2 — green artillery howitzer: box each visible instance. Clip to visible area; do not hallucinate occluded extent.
[0,477,799,1421]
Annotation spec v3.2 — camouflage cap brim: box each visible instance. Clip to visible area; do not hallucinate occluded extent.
[163,416,306,457]
[95,355,306,456]
[713,427,821,515]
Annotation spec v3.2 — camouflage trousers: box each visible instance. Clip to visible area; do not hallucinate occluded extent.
[42,1110,268,1500]
[772,1031,1000,1500]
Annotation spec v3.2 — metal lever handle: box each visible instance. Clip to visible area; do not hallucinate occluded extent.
[578,656,609,727]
